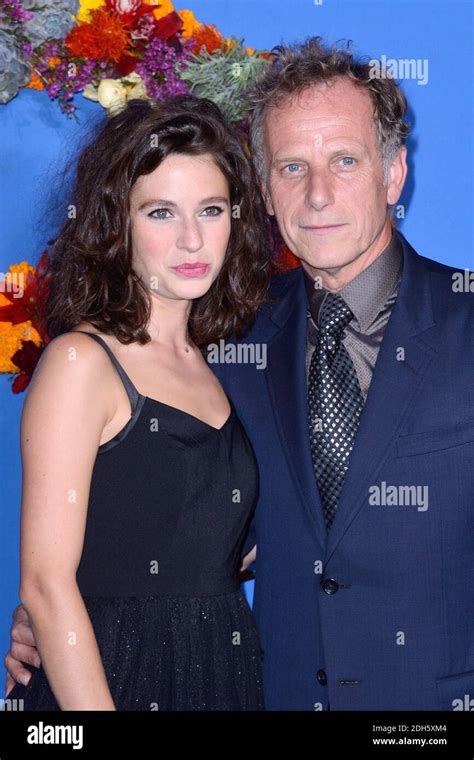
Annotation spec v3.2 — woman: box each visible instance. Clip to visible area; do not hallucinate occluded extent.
[6,95,272,710]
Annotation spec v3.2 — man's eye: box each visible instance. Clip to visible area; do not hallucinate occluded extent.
[149,208,172,219]
[201,206,224,216]
[339,157,356,166]
[283,163,302,174]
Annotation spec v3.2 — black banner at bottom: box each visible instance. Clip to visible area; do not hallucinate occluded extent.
[0,709,473,757]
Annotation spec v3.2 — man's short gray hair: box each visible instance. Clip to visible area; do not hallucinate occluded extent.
[246,37,410,184]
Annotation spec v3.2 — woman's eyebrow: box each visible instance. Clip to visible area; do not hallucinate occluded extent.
[137,196,229,210]
[137,198,177,210]
[200,196,229,204]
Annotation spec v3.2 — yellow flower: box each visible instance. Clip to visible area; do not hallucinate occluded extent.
[0,322,42,374]
[178,9,201,40]
[151,0,175,20]
[77,0,106,23]
[0,263,42,374]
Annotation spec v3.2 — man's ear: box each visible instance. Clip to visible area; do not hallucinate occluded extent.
[259,179,275,216]
[387,145,408,206]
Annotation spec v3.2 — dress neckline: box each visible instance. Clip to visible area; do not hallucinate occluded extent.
[69,329,234,434]
[141,394,234,433]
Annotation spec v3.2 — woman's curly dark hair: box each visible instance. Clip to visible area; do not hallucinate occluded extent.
[44,95,273,346]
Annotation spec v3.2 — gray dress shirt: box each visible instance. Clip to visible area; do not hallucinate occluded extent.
[304,229,404,400]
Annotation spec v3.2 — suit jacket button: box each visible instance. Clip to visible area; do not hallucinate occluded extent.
[317,669,328,685]
[322,578,339,594]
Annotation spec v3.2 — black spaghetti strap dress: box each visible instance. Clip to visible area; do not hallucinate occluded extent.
[8,331,263,711]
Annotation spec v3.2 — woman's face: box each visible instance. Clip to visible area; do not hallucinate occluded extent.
[129,152,232,302]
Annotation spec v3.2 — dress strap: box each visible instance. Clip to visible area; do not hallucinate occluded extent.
[71,331,140,411]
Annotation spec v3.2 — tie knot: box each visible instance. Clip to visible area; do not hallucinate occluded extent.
[318,293,354,352]
[320,292,354,332]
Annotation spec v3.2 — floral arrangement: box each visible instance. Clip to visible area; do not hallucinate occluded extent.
[0,0,272,118]
[0,0,300,392]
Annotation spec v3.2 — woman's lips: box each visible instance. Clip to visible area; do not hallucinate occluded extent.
[171,263,210,278]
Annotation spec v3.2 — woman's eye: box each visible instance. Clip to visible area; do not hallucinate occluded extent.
[149,208,172,219]
[201,206,224,216]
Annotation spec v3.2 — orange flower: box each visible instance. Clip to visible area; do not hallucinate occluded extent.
[178,9,201,40]
[190,23,223,54]
[0,261,44,377]
[151,0,174,19]
[65,9,130,62]
[25,71,44,91]
[0,322,42,376]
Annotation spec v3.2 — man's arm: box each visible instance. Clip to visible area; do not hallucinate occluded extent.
[5,543,257,698]
[4,604,40,696]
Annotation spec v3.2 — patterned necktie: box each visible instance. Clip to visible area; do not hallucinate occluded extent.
[307,292,365,529]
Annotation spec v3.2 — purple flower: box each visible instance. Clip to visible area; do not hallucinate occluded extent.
[136,36,190,101]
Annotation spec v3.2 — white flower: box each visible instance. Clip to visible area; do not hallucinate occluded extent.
[97,78,127,114]
[122,71,148,100]
[83,74,149,116]
[109,0,141,13]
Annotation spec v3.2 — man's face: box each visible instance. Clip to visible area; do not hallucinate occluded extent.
[262,77,407,286]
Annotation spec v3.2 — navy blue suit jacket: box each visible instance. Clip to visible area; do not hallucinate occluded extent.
[212,232,474,710]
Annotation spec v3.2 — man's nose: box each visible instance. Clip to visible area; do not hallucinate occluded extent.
[176,219,204,252]
[305,167,334,211]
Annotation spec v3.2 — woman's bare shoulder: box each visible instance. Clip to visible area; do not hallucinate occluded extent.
[23,328,117,418]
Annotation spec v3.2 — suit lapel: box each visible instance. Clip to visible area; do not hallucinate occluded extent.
[265,269,327,539]
[326,236,440,559]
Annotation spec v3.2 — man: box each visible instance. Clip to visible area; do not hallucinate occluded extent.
[5,38,474,711]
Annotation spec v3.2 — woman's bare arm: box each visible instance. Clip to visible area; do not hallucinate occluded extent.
[17,333,118,710]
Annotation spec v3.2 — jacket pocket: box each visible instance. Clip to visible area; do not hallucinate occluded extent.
[436,669,474,711]
[396,419,474,457]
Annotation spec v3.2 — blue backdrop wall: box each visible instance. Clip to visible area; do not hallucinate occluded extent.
[1,0,473,690]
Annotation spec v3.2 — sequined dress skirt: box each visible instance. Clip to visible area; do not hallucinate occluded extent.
[8,591,264,711]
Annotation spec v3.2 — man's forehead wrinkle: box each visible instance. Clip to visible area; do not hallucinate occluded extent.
[268,81,375,124]
[269,117,370,152]
[268,98,374,134]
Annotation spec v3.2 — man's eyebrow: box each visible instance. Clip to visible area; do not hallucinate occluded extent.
[272,157,307,165]
[137,196,229,210]
[327,144,366,154]
[272,143,366,163]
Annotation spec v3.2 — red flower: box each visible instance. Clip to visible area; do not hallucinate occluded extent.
[103,0,182,39]
[65,9,130,62]
[154,10,183,40]
[11,341,44,393]
[0,250,51,344]
[273,244,301,272]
